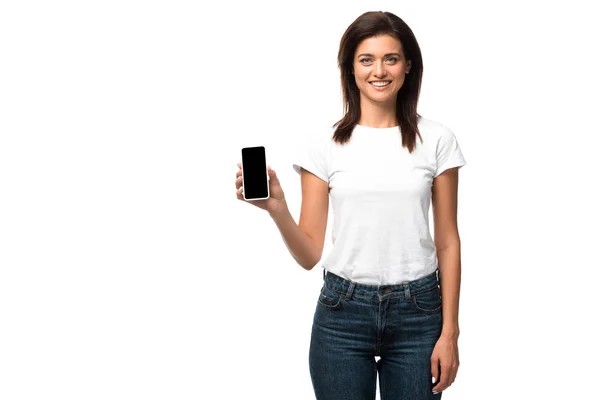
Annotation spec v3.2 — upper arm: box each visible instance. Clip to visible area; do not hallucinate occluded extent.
[298,167,329,261]
[431,166,461,250]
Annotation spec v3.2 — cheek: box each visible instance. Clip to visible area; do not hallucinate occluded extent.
[354,71,367,81]
[355,76,368,89]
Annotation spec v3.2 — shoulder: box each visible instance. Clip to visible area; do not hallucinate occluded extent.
[417,116,451,140]
[417,116,462,154]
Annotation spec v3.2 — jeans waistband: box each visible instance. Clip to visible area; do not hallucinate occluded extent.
[322,268,440,301]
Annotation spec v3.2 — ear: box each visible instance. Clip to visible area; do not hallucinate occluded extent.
[406,60,412,74]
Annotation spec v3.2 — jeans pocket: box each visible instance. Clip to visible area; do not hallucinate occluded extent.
[412,285,442,314]
[318,283,344,310]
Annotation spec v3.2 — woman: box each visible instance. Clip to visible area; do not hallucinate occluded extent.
[235,11,465,400]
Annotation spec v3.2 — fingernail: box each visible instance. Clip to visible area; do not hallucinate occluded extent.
[432,377,436,384]
[433,391,439,395]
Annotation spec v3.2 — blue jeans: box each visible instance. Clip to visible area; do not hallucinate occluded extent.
[309,268,443,400]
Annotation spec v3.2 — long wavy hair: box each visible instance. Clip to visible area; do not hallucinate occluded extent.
[333,11,424,153]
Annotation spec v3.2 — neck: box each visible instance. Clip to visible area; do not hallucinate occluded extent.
[357,94,397,128]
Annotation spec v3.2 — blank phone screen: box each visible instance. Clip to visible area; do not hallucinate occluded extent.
[241,146,268,200]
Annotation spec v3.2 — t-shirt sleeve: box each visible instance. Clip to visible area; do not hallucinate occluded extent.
[292,133,329,183]
[434,126,467,178]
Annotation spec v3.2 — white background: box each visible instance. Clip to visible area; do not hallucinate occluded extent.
[1,0,599,399]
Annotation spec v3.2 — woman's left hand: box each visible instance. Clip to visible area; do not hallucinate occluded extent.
[430,334,460,394]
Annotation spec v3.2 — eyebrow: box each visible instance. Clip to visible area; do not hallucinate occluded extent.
[357,53,401,58]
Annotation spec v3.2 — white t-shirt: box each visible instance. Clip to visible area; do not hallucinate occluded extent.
[292,116,466,285]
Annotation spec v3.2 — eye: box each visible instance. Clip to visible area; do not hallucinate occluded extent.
[359,57,399,64]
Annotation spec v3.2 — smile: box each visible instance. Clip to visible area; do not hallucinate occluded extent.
[369,81,391,87]
[369,81,392,90]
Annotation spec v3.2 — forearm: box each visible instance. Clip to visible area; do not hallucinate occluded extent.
[437,241,462,339]
[269,201,320,271]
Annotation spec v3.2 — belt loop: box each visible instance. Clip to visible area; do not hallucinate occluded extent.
[323,268,326,281]
[403,282,411,300]
[345,281,355,301]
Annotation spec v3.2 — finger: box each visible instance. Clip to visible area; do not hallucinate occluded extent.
[447,363,459,387]
[430,358,439,390]
[236,186,244,199]
[432,364,451,392]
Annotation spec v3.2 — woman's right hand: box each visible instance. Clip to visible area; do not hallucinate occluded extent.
[235,163,287,215]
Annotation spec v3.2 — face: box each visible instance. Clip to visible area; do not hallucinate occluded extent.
[353,34,411,105]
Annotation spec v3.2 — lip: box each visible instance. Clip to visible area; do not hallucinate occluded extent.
[369,81,392,91]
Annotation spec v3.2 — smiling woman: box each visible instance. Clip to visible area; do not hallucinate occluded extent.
[331,11,425,155]
[240,9,466,400]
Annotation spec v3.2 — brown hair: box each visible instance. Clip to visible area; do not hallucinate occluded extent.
[333,11,424,153]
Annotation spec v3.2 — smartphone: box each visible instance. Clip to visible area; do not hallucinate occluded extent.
[240,146,270,201]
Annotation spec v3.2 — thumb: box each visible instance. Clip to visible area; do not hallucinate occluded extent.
[268,166,277,178]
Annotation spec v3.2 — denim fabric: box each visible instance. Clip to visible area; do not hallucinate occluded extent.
[309,269,443,400]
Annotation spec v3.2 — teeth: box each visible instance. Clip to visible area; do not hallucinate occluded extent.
[371,81,390,87]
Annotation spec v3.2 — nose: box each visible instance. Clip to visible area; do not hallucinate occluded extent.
[374,60,386,77]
